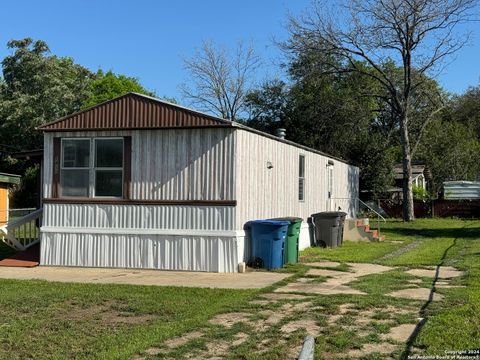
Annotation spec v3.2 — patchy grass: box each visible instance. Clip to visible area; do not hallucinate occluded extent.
[0,280,255,360]
[300,241,404,263]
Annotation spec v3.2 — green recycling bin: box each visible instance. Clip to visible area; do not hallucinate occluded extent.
[270,217,303,264]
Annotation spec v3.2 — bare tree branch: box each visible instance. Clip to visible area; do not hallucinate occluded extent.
[180,40,260,120]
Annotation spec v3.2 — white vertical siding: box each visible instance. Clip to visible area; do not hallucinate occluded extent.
[42,203,235,230]
[235,129,359,228]
[43,128,236,202]
[40,232,238,272]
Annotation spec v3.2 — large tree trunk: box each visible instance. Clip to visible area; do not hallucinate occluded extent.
[399,112,415,221]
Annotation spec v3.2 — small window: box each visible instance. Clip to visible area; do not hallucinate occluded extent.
[60,137,124,198]
[299,154,305,201]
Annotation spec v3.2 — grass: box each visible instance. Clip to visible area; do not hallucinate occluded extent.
[0,280,255,360]
[299,218,480,356]
[300,241,405,263]
[1,218,479,359]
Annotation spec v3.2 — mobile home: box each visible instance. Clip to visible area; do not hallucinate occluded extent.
[37,93,359,272]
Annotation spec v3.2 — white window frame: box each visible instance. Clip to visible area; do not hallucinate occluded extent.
[299,154,305,202]
[60,137,124,198]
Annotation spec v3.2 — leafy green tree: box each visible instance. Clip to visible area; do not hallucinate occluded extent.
[82,70,155,108]
[245,49,397,197]
[416,118,480,194]
[0,38,94,150]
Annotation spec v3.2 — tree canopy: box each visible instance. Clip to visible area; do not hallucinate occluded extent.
[82,70,155,109]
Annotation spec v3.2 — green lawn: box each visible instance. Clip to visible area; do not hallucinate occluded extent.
[0,218,479,359]
[0,280,255,360]
[301,218,480,356]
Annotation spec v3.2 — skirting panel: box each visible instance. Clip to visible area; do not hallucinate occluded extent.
[40,232,239,272]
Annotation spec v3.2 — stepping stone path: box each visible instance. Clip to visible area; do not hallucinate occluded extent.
[387,265,463,301]
[275,262,393,296]
[133,263,463,360]
[406,266,464,279]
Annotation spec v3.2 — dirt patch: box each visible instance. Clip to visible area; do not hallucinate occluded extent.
[383,323,417,343]
[208,312,252,328]
[56,301,156,326]
[164,330,203,348]
[260,293,312,301]
[338,303,357,314]
[347,342,399,358]
[232,332,249,346]
[388,288,444,301]
[205,340,230,357]
[275,281,367,295]
[281,319,322,336]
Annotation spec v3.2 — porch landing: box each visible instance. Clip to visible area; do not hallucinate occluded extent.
[0,244,40,267]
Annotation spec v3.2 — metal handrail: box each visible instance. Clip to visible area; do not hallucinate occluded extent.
[331,197,386,240]
[357,198,386,222]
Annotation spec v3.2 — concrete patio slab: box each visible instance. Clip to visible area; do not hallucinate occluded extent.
[0,266,290,289]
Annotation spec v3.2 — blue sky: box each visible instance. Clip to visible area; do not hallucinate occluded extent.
[1,0,479,101]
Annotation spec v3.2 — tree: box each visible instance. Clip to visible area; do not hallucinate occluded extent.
[287,0,476,221]
[82,70,155,109]
[0,38,94,150]
[417,118,480,194]
[246,50,397,196]
[180,41,260,121]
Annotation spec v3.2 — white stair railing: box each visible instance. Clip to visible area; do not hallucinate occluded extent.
[0,208,43,251]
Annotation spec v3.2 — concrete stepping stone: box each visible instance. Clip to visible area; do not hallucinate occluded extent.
[208,312,252,328]
[387,288,444,301]
[305,261,342,268]
[406,267,463,279]
[382,323,417,343]
[347,263,394,276]
[307,268,352,278]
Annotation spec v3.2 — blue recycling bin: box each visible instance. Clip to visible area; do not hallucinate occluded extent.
[247,220,289,270]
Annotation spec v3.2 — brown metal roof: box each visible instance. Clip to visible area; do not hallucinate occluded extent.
[38,92,234,131]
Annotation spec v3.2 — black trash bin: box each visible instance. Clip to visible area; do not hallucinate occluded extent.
[312,212,347,248]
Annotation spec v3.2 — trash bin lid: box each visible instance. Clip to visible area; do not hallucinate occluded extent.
[269,217,303,223]
[311,211,347,218]
[247,219,290,226]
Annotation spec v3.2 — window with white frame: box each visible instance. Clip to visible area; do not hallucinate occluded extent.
[299,154,305,201]
[60,138,124,197]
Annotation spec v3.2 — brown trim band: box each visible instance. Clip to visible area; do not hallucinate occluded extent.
[41,124,234,132]
[42,198,237,206]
